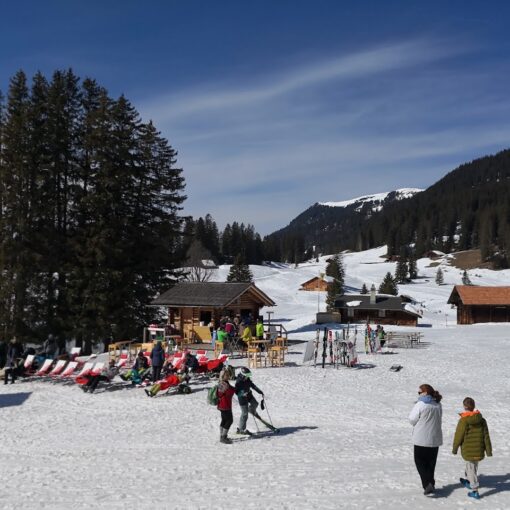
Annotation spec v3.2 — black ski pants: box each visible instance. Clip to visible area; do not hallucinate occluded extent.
[220,410,233,431]
[4,367,16,384]
[414,445,439,489]
[152,366,162,382]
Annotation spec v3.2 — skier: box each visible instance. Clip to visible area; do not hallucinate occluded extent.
[409,384,443,495]
[255,317,264,340]
[217,368,236,444]
[235,367,264,435]
[452,397,493,500]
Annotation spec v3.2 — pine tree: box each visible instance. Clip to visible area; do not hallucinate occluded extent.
[408,251,418,280]
[325,254,345,310]
[461,270,472,285]
[379,272,398,295]
[435,267,444,285]
[360,283,368,294]
[394,252,409,284]
[227,255,253,283]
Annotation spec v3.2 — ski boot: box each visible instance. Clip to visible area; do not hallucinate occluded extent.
[468,491,480,500]
[460,478,471,489]
[236,428,253,436]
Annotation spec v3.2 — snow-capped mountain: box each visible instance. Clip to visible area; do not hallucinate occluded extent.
[266,188,421,256]
[319,188,423,212]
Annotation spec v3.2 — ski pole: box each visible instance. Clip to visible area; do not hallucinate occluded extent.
[262,398,275,428]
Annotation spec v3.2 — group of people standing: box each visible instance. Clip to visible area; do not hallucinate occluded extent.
[409,384,492,500]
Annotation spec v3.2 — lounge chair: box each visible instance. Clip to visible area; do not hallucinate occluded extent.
[49,360,68,377]
[60,361,78,378]
[35,359,54,376]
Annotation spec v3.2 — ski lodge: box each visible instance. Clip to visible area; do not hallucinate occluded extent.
[333,288,422,326]
[151,282,275,343]
[448,285,510,324]
[300,276,334,292]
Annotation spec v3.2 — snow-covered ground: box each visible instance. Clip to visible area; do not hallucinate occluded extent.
[2,247,509,509]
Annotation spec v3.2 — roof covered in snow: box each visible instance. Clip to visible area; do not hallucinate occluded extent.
[334,294,421,316]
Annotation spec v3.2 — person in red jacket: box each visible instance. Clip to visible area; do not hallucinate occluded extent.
[217,368,236,444]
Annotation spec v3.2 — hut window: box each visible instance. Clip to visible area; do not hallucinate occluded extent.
[378,309,386,318]
[347,308,354,317]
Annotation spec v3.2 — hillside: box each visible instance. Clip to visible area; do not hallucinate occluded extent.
[264,149,510,267]
[263,189,422,261]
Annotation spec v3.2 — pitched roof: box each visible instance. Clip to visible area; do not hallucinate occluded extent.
[448,285,510,305]
[301,276,333,286]
[151,282,275,307]
[334,294,421,317]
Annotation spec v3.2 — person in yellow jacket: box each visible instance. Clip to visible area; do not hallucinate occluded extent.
[255,318,264,340]
[452,397,492,500]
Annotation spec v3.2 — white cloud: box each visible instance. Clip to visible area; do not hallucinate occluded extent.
[137,37,510,235]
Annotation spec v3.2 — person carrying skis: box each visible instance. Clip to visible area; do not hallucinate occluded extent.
[217,368,236,444]
[452,397,492,500]
[235,367,264,435]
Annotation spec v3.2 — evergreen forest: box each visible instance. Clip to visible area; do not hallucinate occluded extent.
[0,70,186,348]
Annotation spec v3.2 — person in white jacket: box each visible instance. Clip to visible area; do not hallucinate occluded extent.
[408,384,443,495]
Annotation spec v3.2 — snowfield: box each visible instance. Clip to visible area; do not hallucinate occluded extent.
[1,247,509,509]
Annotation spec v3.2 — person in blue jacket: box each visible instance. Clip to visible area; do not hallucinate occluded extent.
[150,341,165,382]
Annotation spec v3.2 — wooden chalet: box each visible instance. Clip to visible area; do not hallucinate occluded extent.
[301,276,333,292]
[334,290,421,326]
[448,285,510,324]
[151,282,275,342]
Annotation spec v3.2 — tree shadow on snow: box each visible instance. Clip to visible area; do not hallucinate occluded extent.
[434,473,510,499]
[0,391,31,408]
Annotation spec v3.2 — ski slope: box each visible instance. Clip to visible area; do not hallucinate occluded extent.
[1,247,509,509]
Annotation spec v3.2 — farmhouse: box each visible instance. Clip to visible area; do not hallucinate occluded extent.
[151,282,275,342]
[334,288,422,326]
[301,275,334,292]
[448,285,510,324]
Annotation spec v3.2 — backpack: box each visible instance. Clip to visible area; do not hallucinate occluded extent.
[207,384,219,406]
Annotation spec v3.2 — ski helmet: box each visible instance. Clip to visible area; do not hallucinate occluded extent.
[241,367,252,378]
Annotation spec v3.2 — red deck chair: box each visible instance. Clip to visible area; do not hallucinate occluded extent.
[75,362,103,385]
[49,360,67,377]
[35,359,54,376]
[60,361,78,378]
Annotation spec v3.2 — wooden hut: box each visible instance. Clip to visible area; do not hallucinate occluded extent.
[448,285,510,324]
[334,288,421,326]
[151,282,275,342]
[301,276,333,292]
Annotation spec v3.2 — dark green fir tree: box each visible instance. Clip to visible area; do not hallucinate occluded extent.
[227,255,253,283]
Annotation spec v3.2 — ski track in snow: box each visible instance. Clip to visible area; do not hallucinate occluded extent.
[1,247,509,509]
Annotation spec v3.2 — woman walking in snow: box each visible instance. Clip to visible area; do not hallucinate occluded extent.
[408,384,443,495]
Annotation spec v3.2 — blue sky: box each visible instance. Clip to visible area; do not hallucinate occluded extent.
[1,1,510,234]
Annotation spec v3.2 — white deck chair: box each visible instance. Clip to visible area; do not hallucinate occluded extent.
[35,359,54,376]
[60,361,78,377]
[89,362,105,376]
[24,354,35,370]
[49,360,67,377]
[75,362,94,378]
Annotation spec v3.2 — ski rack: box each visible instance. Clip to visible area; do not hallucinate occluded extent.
[314,326,358,368]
